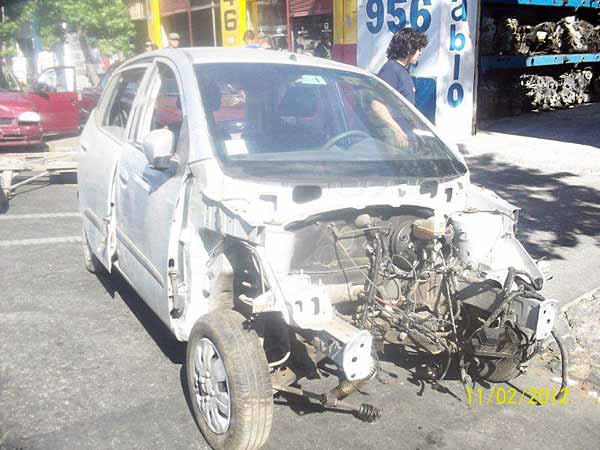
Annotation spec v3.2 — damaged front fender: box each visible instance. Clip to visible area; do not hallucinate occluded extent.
[452,186,544,288]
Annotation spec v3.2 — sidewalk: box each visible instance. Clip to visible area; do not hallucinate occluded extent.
[460,103,600,304]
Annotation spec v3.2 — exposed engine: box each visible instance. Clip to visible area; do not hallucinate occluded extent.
[226,200,564,413]
[311,211,560,386]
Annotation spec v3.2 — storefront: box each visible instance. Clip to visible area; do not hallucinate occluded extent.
[190,0,220,46]
[254,0,288,50]
[287,0,333,56]
[159,0,193,46]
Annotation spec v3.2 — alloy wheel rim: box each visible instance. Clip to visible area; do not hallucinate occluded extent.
[192,337,231,434]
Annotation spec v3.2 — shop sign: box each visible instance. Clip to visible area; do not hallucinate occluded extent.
[220,0,248,46]
[356,0,477,139]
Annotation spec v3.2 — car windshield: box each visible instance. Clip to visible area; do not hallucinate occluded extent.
[195,63,467,181]
[0,64,22,92]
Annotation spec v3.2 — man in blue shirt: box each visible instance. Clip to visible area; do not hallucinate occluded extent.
[377,28,428,105]
[243,30,262,49]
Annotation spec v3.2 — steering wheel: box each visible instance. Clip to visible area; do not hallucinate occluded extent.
[320,130,372,152]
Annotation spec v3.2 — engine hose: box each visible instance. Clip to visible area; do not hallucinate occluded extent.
[551,330,569,400]
[331,359,378,400]
[360,236,382,329]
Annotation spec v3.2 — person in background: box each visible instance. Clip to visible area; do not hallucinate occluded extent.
[145,41,156,52]
[369,28,427,149]
[377,28,428,105]
[167,32,181,49]
[259,35,273,49]
[243,30,261,49]
[313,33,331,59]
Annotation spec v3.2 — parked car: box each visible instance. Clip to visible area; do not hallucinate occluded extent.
[78,62,121,125]
[0,62,80,147]
[78,48,562,450]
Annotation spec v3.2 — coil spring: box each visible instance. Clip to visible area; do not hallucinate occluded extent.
[355,403,382,423]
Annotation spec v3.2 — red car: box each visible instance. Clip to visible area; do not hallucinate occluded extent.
[78,63,121,125]
[0,63,79,147]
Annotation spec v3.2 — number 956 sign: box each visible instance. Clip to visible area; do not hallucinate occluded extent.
[357,0,478,140]
[365,0,432,34]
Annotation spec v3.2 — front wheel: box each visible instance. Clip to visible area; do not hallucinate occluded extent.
[186,309,273,450]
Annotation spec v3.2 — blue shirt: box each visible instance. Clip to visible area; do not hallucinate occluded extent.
[377,59,415,104]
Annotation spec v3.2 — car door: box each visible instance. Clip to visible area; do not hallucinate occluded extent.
[28,66,79,134]
[79,64,151,270]
[114,59,188,320]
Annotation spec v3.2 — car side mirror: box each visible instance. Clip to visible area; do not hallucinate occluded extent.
[143,128,175,170]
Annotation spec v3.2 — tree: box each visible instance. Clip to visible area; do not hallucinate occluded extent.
[0,0,134,83]
[0,1,26,59]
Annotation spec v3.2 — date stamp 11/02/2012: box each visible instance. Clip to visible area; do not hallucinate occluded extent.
[466,387,571,406]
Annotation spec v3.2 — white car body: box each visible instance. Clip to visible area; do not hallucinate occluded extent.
[78,46,547,389]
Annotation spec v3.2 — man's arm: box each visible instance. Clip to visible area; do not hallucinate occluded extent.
[370,99,408,148]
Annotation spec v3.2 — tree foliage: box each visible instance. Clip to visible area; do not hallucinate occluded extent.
[1,0,135,56]
[0,1,26,57]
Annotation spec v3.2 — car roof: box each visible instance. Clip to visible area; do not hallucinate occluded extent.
[127,47,371,78]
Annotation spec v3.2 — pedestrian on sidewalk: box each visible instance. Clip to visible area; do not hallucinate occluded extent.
[377,28,428,105]
[167,32,181,49]
[313,33,332,59]
[243,30,261,49]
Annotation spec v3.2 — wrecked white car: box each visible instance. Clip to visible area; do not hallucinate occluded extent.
[78,48,565,450]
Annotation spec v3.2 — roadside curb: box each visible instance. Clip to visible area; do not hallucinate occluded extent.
[543,286,600,392]
[561,286,600,312]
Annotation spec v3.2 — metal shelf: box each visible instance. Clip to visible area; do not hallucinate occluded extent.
[480,53,600,69]
[484,0,600,8]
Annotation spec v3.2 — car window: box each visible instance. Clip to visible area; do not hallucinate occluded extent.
[137,62,183,149]
[100,68,146,140]
[196,63,467,181]
[37,67,76,92]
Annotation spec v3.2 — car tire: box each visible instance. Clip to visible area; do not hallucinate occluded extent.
[82,228,103,274]
[186,309,273,450]
[0,179,8,213]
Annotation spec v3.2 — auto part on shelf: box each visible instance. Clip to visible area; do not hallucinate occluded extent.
[481,16,600,55]
[520,75,562,110]
[520,68,595,110]
[559,16,600,53]
[479,68,598,118]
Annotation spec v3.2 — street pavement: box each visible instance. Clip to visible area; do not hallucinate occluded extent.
[1,112,599,450]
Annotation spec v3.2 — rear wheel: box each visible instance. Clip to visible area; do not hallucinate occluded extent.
[186,309,273,450]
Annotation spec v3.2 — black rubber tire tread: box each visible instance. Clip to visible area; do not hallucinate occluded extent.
[477,356,522,383]
[0,178,8,213]
[82,229,103,274]
[186,309,273,450]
